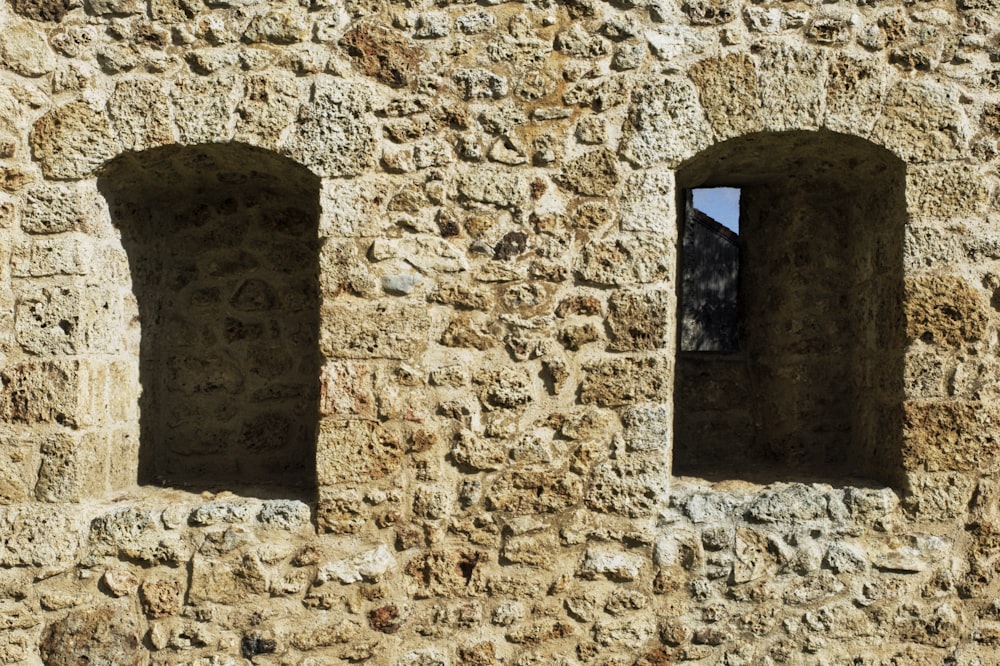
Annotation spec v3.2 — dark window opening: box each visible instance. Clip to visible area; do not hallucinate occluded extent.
[98,144,321,497]
[672,131,906,488]
[680,188,741,353]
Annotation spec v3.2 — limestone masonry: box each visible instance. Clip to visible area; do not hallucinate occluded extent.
[0,0,998,662]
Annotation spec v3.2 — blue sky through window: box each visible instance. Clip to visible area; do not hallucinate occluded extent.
[692,187,740,233]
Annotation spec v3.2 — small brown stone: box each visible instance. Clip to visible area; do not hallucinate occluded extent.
[368,604,402,633]
[339,23,422,88]
[140,579,182,618]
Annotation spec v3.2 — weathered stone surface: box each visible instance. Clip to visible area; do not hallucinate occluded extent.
[20,182,99,235]
[236,73,302,147]
[757,43,825,131]
[317,545,396,584]
[825,54,886,137]
[580,548,644,581]
[585,456,669,517]
[906,164,989,220]
[172,74,240,145]
[40,604,144,666]
[902,401,1000,472]
[606,289,673,351]
[576,235,673,285]
[688,54,762,139]
[580,356,672,406]
[0,361,80,426]
[339,23,422,88]
[9,0,73,21]
[0,21,56,77]
[107,78,174,152]
[904,275,988,347]
[745,484,828,523]
[458,168,526,207]
[321,302,430,359]
[285,79,377,177]
[34,432,104,502]
[874,80,969,163]
[0,1,995,662]
[0,505,79,566]
[555,149,620,196]
[317,420,405,484]
[30,103,120,179]
[618,169,675,234]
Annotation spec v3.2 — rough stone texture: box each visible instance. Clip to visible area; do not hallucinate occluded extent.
[905,275,988,347]
[0,0,997,662]
[40,604,144,665]
[29,103,120,179]
[688,54,763,140]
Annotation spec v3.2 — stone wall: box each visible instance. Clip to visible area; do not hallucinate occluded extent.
[0,0,997,663]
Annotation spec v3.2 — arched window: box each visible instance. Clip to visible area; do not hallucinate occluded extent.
[99,144,320,495]
[673,131,906,487]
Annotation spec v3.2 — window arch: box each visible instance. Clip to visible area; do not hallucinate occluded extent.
[98,144,321,495]
[673,130,906,487]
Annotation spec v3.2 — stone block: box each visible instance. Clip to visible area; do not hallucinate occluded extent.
[474,366,535,409]
[451,429,507,471]
[370,236,469,273]
[317,419,405,485]
[554,149,620,196]
[39,604,144,666]
[11,234,93,277]
[585,456,669,517]
[0,360,81,426]
[320,176,392,238]
[105,426,138,491]
[15,286,124,355]
[757,43,825,131]
[485,468,584,514]
[457,167,526,207]
[85,0,144,14]
[904,275,988,347]
[316,485,367,534]
[9,0,73,21]
[20,182,99,235]
[34,431,106,502]
[580,356,672,406]
[107,78,174,152]
[236,72,303,148]
[618,169,676,234]
[0,431,38,502]
[688,54,762,140]
[319,239,378,296]
[576,235,673,286]
[606,289,674,351]
[622,403,672,452]
[0,21,56,77]
[319,361,376,419]
[339,23,422,88]
[0,505,79,567]
[902,400,1000,473]
[284,78,377,177]
[320,301,430,359]
[873,80,969,163]
[580,547,645,581]
[906,164,990,221]
[242,8,309,44]
[825,54,886,137]
[171,73,240,145]
[30,102,120,179]
[140,579,183,618]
